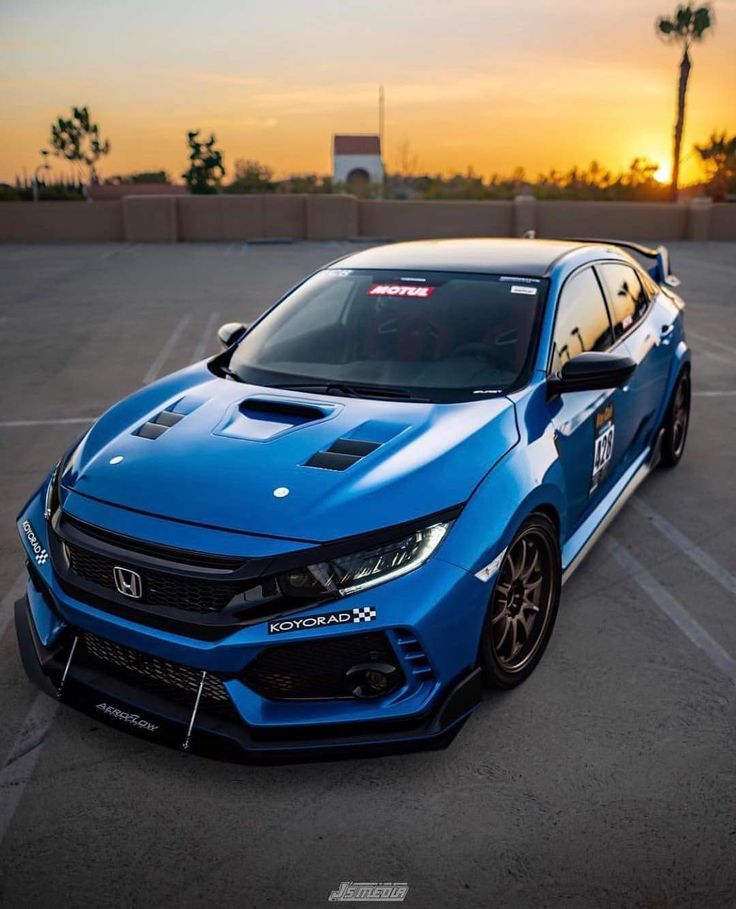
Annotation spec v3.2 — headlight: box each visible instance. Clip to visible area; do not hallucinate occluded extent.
[44,434,87,522]
[44,463,61,521]
[278,522,451,598]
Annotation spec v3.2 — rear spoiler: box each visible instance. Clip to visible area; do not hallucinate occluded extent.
[525,232,680,288]
[564,237,680,288]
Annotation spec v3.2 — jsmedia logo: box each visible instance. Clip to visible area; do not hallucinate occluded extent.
[328,882,408,902]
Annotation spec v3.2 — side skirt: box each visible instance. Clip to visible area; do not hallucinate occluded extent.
[561,449,653,585]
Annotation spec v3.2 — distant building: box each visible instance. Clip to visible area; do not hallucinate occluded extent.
[332,135,383,192]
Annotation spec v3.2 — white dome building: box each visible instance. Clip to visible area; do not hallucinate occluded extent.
[332,134,384,192]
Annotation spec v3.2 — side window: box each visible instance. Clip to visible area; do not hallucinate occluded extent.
[550,268,613,374]
[639,268,660,299]
[597,263,649,338]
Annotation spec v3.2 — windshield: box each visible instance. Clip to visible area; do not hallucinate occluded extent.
[227,268,547,402]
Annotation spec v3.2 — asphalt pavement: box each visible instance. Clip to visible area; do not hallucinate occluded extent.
[0,240,734,909]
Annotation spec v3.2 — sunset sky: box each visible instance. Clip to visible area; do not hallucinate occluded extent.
[1,0,734,185]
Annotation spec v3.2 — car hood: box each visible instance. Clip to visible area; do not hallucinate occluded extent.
[62,365,519,543]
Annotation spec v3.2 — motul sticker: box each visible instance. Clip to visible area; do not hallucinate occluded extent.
[367,284,435,298]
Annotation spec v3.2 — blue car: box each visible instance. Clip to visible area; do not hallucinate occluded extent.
[15,238,691,760]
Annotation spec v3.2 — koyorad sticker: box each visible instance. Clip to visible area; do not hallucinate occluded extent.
[269,606,377,635]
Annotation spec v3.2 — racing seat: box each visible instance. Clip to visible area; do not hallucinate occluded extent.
[359,306,452,362]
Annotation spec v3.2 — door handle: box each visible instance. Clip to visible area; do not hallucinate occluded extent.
[658,324,675,345]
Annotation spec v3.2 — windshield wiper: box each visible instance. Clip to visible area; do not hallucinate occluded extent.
[272,381,430,402]
[217,364,244,382]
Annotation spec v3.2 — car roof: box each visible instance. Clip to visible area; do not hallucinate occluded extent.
[331,238,600,278]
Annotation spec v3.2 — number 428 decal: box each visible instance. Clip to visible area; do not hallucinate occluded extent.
[591,403,615,492]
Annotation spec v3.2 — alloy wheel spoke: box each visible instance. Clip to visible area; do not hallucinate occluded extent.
[496,618,511,651]
[506,545,522,580]
[507,619,518,656]
[520,546,540,581]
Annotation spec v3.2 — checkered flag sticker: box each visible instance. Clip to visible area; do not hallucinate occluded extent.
[352,606,377,624]
[35,550,49,565]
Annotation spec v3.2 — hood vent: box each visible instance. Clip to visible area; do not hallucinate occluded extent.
[136,407,186,440]
[305,437,381,471]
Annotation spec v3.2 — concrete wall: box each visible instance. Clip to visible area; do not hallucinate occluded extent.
[0,201,123,242]
[176,194,309,241]
[710,204,736,241]
[122,196,178,243]
[1,195,733,243]
[536,200,689,241]
[359,200,514,239]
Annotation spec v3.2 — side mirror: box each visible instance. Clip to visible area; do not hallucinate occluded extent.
[547,351,636,396]
[217,322,249,349]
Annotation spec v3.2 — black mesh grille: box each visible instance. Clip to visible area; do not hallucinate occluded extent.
[81,631,229,704]
[62,515,245,570]
[241,632,402,700]
[66,544,242,614]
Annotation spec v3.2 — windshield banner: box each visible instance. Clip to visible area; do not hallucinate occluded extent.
[367,284,436,298]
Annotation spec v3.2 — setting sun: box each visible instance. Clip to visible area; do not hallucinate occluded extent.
[654,162,672,183]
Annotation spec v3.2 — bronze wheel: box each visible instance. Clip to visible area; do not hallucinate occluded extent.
[661,369,690,467]
[481,513,561,689]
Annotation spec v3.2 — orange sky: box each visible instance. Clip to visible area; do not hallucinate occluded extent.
[1,0,734,185]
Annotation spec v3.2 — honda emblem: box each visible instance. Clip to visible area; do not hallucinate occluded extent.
[113,566,143,599]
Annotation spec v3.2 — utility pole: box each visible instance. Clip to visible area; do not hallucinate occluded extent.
[378,85,385,199]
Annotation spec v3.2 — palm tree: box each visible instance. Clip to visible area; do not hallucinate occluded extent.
[695,131,736,200]
[656,3,714,201]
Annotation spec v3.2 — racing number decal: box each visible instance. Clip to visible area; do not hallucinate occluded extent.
[590,402,615,493]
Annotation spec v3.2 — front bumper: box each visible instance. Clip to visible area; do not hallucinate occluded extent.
[16,489,489,761]
[16,589,481,761]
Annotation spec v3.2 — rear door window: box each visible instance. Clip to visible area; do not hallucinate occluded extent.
[597,263,650,339]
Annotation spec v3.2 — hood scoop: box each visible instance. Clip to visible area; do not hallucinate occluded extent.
[305,437,381,471]
[134,395,204,440]
[215,396,336,442]
[136,407,186,440]
[304,421,406,472]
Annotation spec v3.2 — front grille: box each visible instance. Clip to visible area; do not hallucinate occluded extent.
[241,631,402,700]
[66,544,242,614]
[81,631,230,704]
[62,514,245,570]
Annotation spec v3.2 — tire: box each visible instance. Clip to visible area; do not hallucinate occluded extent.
[480,513,561,690]
[660,368,691,468]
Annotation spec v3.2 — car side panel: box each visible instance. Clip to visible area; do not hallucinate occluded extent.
[440,379,567,579]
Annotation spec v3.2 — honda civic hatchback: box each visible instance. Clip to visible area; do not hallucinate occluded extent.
[16,238,691,760]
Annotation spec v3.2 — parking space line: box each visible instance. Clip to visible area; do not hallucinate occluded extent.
[701,350,733,365]
[191,311,220,363]
[143,313,192,385]
[693,390,736,397]
[631,497,736,598]
[0,417,94,428]
[687,329,736,358]
[605,536,736,684]
[0,571,28,643]
[0,692,58,846]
